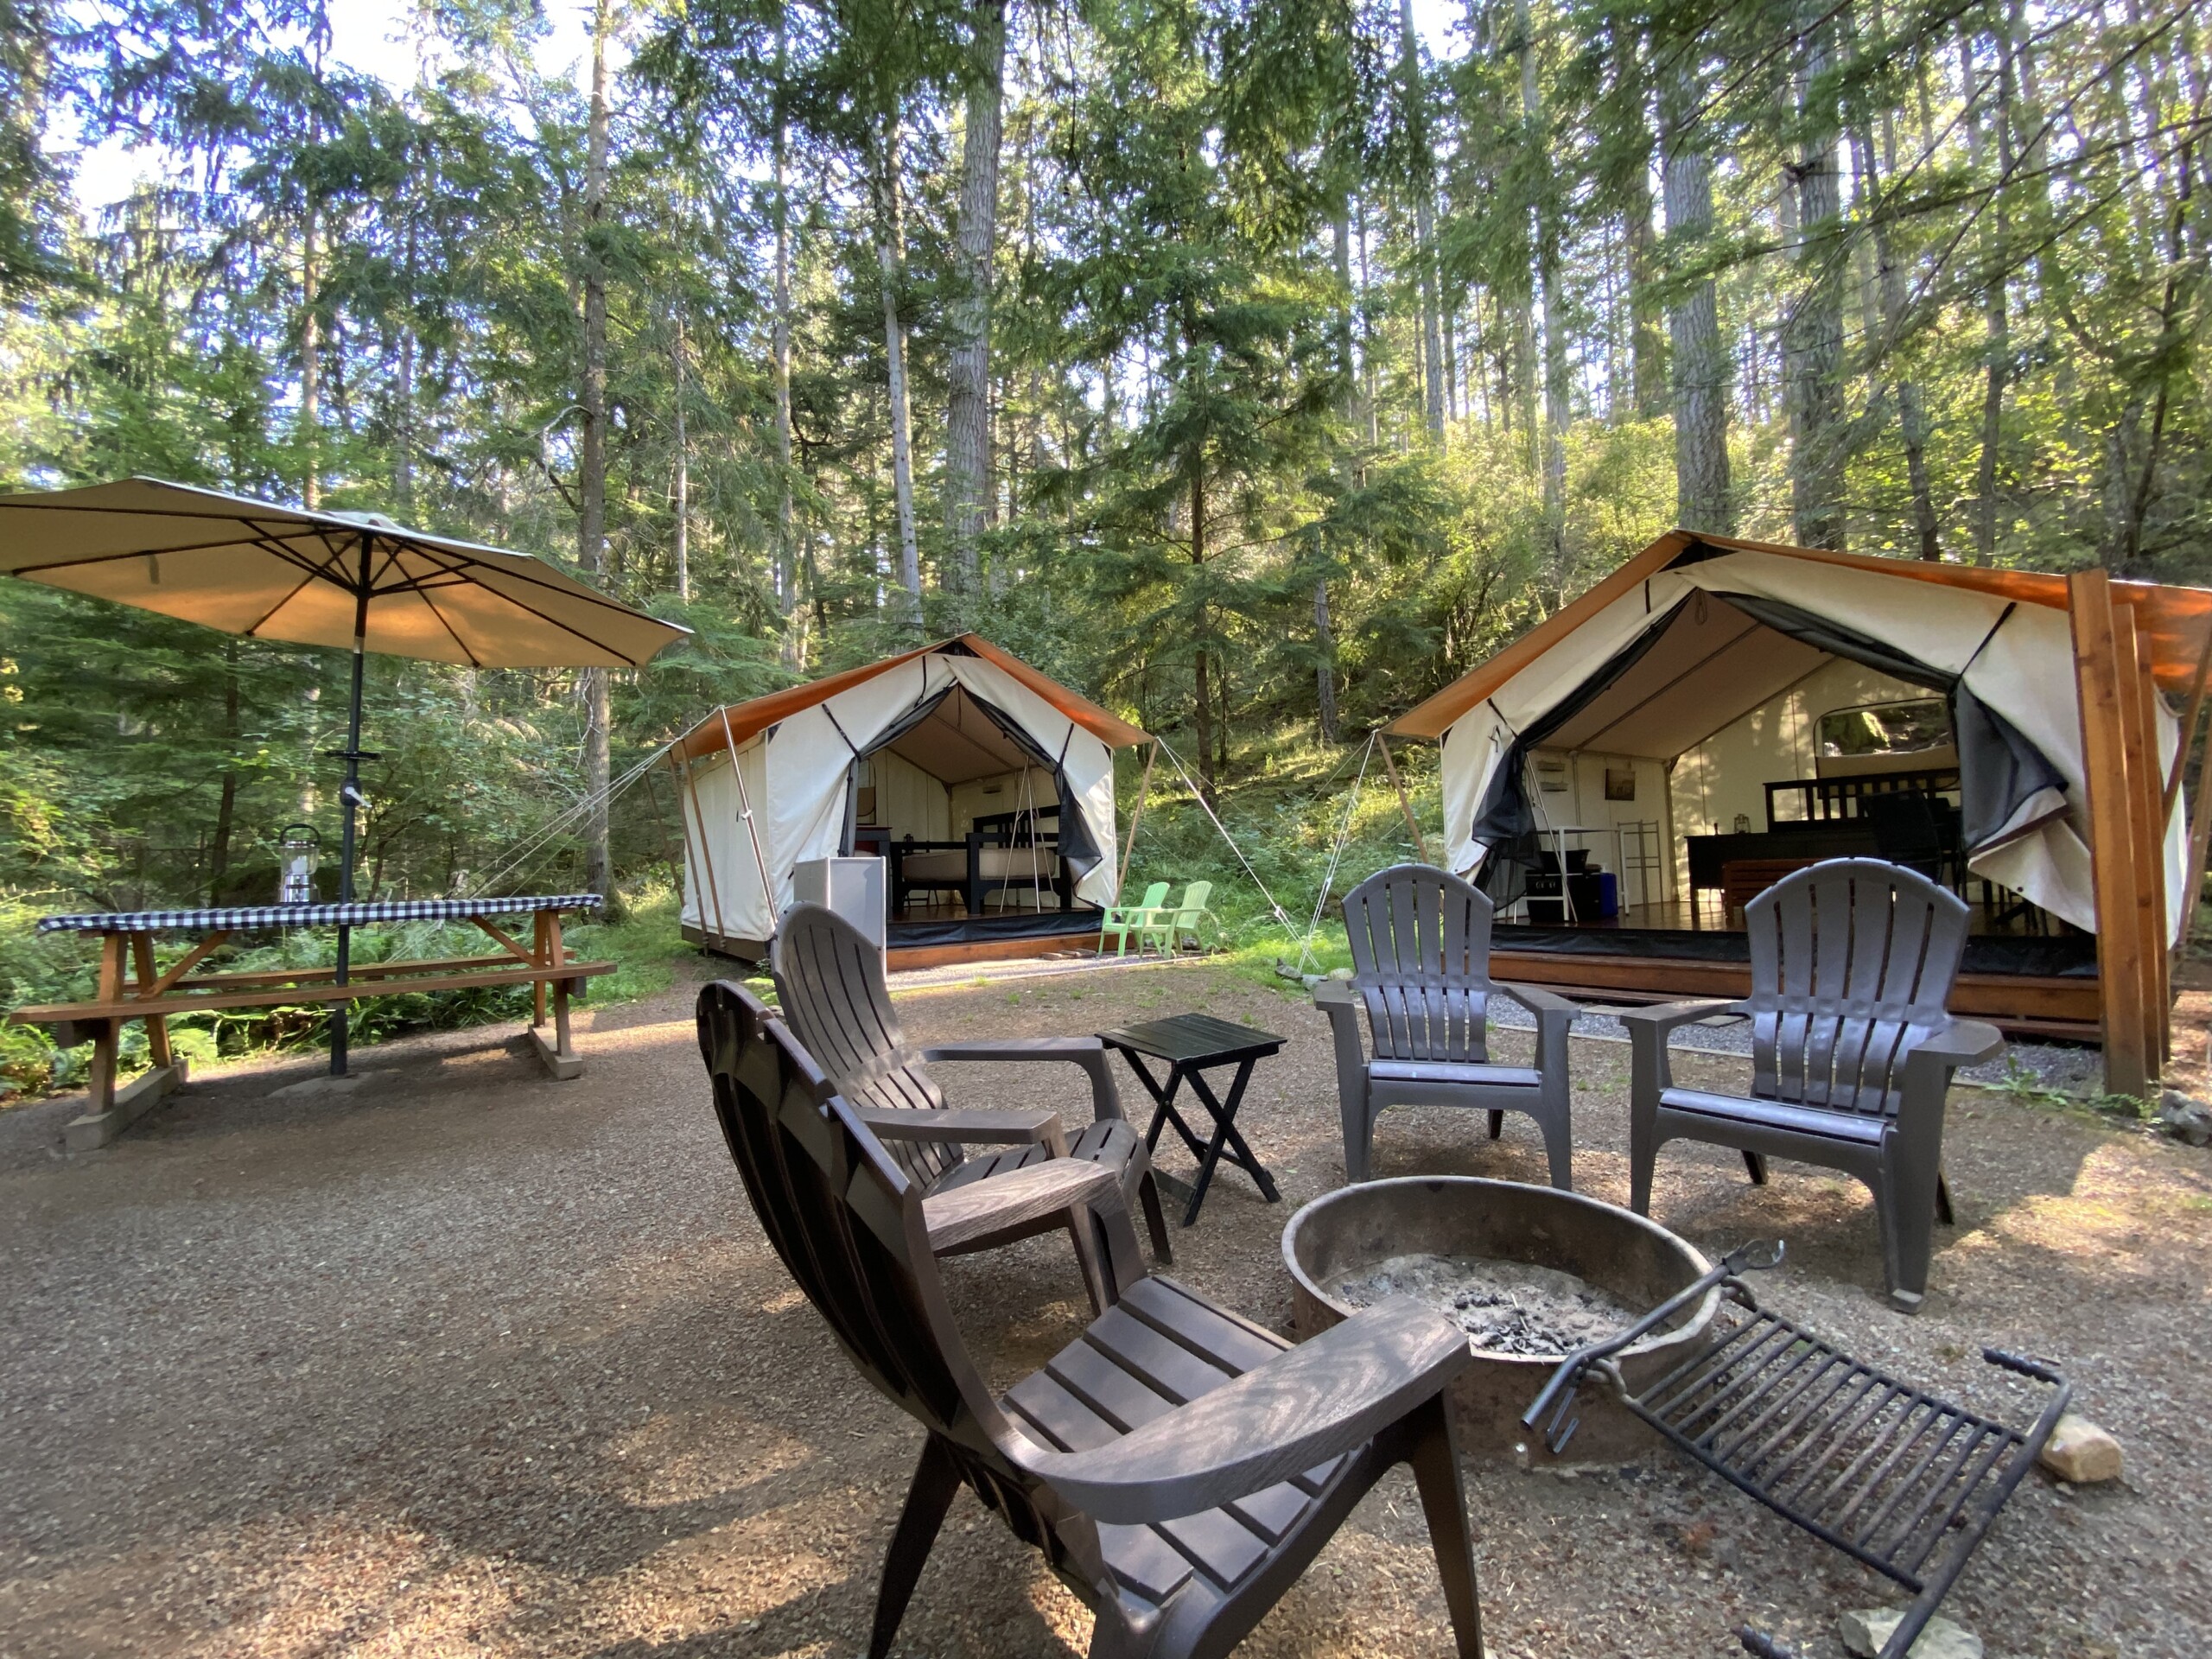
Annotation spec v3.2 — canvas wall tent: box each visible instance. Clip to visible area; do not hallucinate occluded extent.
[670,636,1149,964]
[1387,531,2212,1093]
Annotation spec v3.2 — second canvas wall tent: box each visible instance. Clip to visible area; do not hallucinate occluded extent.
[669,635,1151,968]
[1386,531,2212,1096]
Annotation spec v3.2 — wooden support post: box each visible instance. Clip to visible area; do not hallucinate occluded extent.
[60,930,189,1151]
[2071,570,2153,1100]
[2162,615,2212,820]
[129,933,173,1070]
[1377,734,1430,864]
[1116,740,1158,903]
[2130,623,2172,1069]
[531,910,550,1027]
[2185,723,2212,965]
[527,907,583,1080]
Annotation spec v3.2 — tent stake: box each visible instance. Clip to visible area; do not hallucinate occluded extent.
[1377,734,1429,863]
[1116,740,1158,903]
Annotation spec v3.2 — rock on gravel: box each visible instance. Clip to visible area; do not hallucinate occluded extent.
[2157,1090,2212,1147]
[1840,1608,1984,1658]
[2038,1414,2126,1484]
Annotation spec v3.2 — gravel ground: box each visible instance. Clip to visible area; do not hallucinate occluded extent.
[3,959,2209,1658]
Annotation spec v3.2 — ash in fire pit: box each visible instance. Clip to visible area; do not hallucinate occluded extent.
[1330,1252,1640,1357]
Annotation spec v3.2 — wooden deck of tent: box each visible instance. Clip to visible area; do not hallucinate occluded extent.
[1384,537,2212,1091]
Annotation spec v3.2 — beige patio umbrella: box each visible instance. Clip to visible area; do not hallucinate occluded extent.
[0,476,690,1069]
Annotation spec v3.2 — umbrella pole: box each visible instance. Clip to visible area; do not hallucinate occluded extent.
[330,535,373,1076]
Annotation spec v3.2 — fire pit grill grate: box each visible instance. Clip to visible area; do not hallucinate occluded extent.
[1632,1308,2060,1591]
[1525,1242,2071,1659]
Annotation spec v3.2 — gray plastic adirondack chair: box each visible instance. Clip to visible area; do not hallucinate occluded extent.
[772,902,1173,1294]
[1315,864,1578,1189]
[696,980,1486,1659]
[1621,859,2003,1313]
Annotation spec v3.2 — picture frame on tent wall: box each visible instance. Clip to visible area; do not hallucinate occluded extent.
[1605,766,1637,801]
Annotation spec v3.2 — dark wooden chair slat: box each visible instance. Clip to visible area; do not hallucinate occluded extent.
[1320,863,1576,1188]
[1627,858,1999,1313]
[696,979,1487,1659]
[772,902,1173,1288]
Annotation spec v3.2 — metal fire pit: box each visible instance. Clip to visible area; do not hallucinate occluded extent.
[1282,1176,1723,1463]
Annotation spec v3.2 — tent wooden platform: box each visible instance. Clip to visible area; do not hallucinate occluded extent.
[1487,942,2100,1042]
[684,907,1104,973]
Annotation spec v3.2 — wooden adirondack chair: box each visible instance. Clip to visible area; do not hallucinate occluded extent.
[696,979,1487,1659]
[1315,864,1579,1189]
[1100,880,1171,957]
[1141,880,1217,955]
[1621,859,2003,1313]
[772,901,1173,1289]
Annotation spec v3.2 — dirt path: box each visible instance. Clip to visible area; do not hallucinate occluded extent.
[2,962,2207,1656]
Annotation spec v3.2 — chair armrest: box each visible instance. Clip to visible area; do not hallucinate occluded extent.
[923,1158,1117,1253]
[1614,997,1745,1036]
[921,1036,1125,1124]
[1312,978,1370,1099]
[851,1104,1068,1155]
[1900,1019,2004,1109]
[1620,999,1746,1099]
[1017,1296,1469,1523]
[1497,981,1575,1020]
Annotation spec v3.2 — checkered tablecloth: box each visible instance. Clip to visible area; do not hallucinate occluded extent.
[35,895,602,935]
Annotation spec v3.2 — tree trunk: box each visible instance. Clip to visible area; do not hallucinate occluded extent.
[871,115,923,621]
[1398,0,1446,444]
[1189,458,1215,804]
[671,313,690,601]
[1965,25,2012,566]
[301,199,321,509]
[1317,200,1352,744]
[1618,25,1667,421]
[1786,0,1847,550]
[1523,0,1567,584]
[1659,55,1732,533]
[944,0,1006,602]
[396,211,416,518]
[1859,98,1940,559]
[772,23,800,664]
[577,0,616,908]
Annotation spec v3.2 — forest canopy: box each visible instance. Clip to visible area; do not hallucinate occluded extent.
[0,0,2205,938]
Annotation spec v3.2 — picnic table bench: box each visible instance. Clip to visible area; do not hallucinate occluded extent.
[10,895,613,1150]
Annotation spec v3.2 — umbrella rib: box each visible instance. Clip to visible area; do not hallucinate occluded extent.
[239,568,329,638]
[442,575,658,665]
[6,528,332,575]
[412,582,486,669]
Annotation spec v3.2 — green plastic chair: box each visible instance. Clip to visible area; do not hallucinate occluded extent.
[1099,880,1170,957]
[1142,880,1217,954]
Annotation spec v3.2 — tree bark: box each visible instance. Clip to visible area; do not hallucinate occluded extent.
[1785,0,1847,550]
[1659,55,1732,533]
[1618,24,1667,420]
[1398,0,1446,443]
[1858,95,1940,559]
[1523,0,1568,585]
[1190,465,1215,804]
[870,114,923,621]
[944,0,1006,601]
[671,311,690,601]
[577,0,615,907]
[1966,23,2013,566]
[772,22,800,664]
[300,198,321,509]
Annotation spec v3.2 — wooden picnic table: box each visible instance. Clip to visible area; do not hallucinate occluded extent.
[10,895,613,1149]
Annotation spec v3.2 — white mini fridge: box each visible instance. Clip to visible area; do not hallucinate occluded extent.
[789,855,887,957]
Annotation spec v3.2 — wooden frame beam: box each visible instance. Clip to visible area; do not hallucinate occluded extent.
[2071,569,2155,1099]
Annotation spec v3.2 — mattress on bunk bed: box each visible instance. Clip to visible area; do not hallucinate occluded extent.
[899,845,1059,884]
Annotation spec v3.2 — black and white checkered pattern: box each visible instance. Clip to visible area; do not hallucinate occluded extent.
[35,894,602,935]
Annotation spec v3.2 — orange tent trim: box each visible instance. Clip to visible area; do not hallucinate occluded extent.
[673,633,1151,763]
[1386,531,2212,741]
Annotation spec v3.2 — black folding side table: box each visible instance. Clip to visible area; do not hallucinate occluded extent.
[1098,1012,1283,1226]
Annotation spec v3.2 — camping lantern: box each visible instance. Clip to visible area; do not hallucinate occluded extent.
[278,823,321,906]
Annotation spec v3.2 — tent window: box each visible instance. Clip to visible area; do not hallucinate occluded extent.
[1818,698,1952,760]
